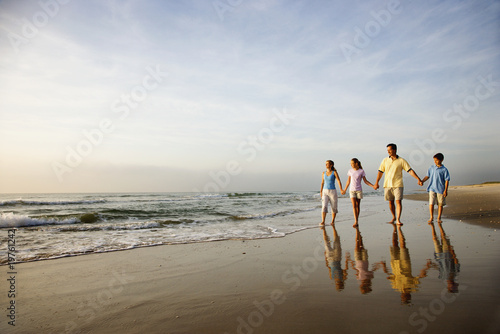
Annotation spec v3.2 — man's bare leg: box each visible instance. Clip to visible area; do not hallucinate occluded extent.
[388,200,396,223]
[395,200,403,225]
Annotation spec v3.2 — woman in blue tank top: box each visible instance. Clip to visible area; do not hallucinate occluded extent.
[320,160,343,225]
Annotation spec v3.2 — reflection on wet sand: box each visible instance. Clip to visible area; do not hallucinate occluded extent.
[429,222,460,293]
[321,225,348,291]
[375,224,434,305]
[318,222,462,303]
[347,226,375,294]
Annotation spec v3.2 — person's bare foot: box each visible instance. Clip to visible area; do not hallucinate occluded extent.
[396,221,403,226]
[330,221,335,225]
[353,221,358,227]
[319,222,325,226]
[388,217,396,224]
[427,217,433,223]
[437,219,443,224]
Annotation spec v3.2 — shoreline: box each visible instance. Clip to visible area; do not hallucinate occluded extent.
[2,183,498,267]
[405,183,500,228]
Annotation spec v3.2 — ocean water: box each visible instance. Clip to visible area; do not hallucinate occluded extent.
[0,191,381,264]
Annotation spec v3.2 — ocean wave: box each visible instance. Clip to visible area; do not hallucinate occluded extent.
[194,193,229,199]
[230,207,315,220]
[0,198,107,207]
[0,212,80,228]
[0,191,328,264]
[226,192,316,199]
[57,221,162,232]
[159,219,196,225]
[0,228,294,264]
[227,192,265,198]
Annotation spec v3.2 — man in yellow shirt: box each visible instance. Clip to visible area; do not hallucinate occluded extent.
[374,143,423,225]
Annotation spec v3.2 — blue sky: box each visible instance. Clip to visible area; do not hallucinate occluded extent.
[0,0,499,193]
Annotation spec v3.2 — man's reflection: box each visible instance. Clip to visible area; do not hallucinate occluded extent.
[375,224,434,304]
[347,226,375,294]
[321,225,347,291]
[429,222,460,293]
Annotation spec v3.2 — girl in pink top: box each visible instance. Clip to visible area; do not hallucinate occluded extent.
[342,158,376,227]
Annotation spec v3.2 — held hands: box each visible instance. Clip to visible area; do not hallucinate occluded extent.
[418,179,424,186]
[373,183,379,190]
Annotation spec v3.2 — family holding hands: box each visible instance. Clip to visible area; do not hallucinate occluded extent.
[320,143,450,227]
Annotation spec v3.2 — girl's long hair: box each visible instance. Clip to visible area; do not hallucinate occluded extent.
[327,160,336,171]
[352,158,363,170]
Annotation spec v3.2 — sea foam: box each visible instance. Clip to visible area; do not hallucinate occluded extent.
[0,212,79,228]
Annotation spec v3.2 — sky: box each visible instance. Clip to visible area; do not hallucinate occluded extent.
[0,0,499,193]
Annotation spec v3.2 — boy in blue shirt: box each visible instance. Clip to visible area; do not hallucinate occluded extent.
[421,153,450,223]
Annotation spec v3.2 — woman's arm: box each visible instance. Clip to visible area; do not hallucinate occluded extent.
[342,176,351,195]
[374,171,383,190]
[320,172,325,197]
[334,170,343,192]
[362,176,375,189]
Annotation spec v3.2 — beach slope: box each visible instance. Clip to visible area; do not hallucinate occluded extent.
[406,183,500,227]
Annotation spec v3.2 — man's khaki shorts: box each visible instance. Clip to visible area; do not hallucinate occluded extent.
[384,187,403,201]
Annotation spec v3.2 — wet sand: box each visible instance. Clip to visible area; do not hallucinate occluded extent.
[1,187,500,334]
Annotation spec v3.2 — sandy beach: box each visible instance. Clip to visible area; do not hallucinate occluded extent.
[1,185,500,334]
[406,183,500,227]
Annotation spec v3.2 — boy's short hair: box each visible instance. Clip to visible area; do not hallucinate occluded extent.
[387,143,397,151]
[433,153,444,161]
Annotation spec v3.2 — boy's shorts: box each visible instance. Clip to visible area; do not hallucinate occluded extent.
[350,191,363,199]
[384,187,403,201]
[429,191,446,206]
[322,189,338,213]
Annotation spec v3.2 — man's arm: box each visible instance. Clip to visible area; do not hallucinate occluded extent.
[408,169,423,186]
